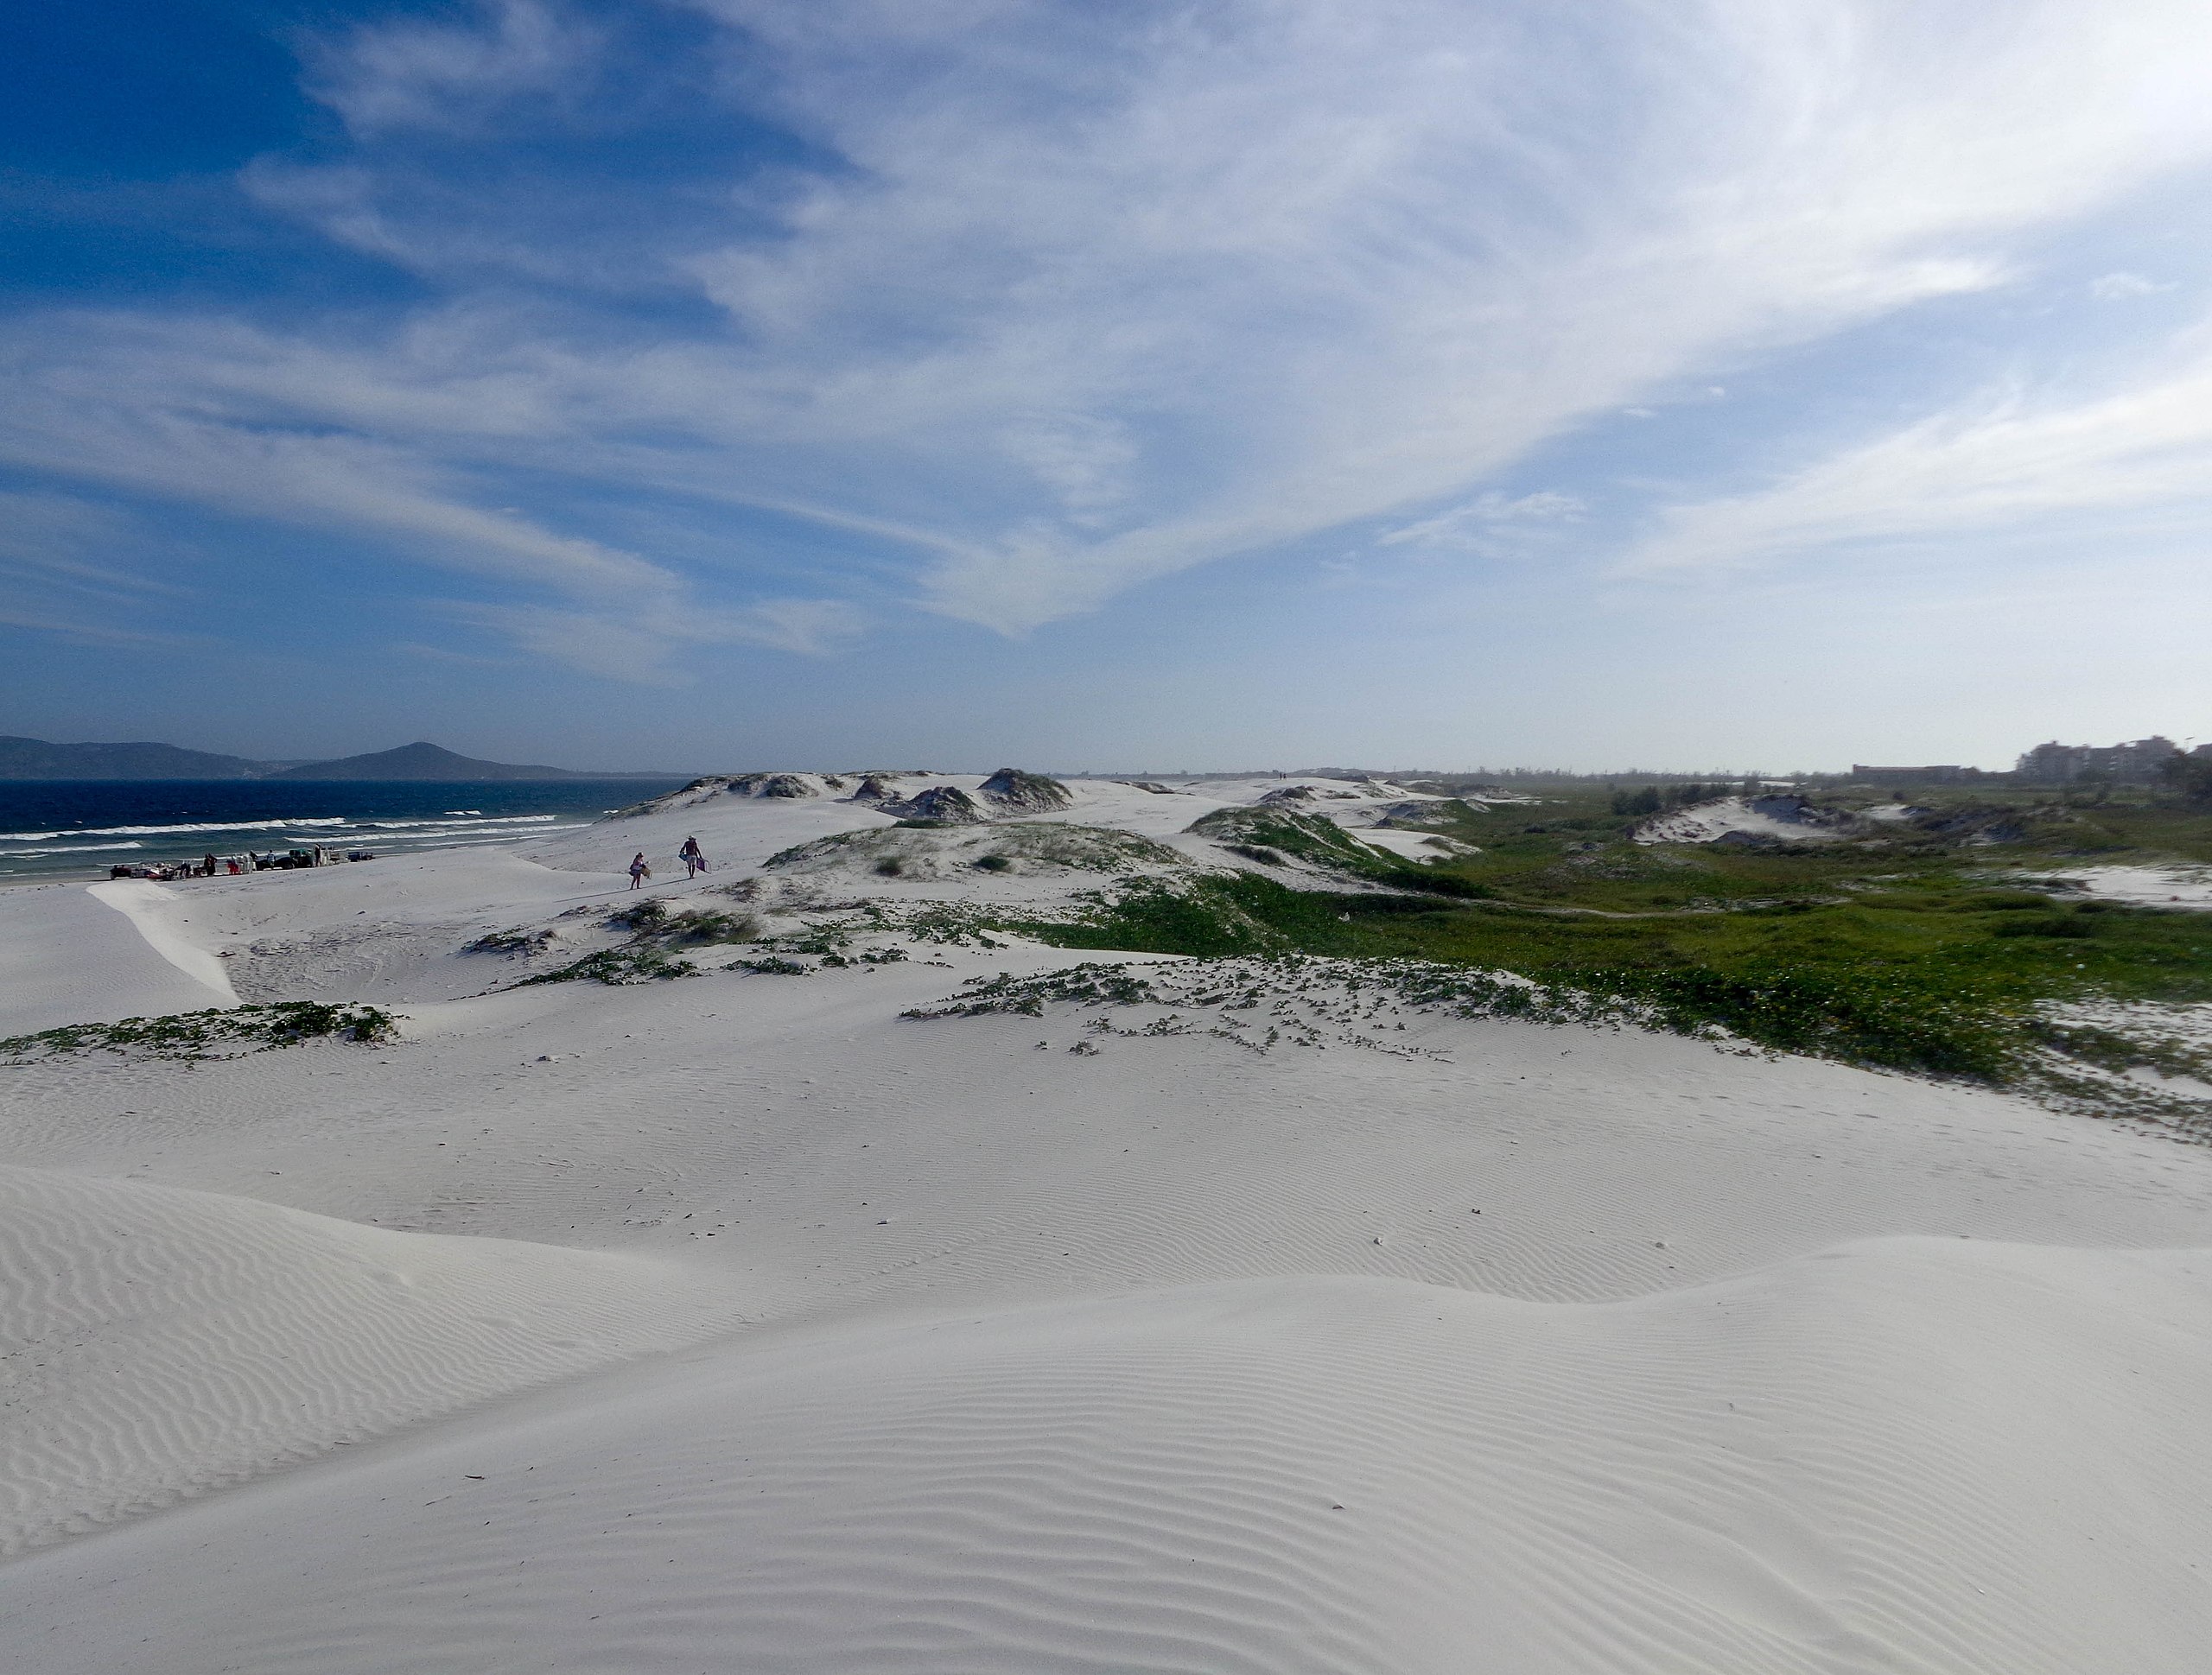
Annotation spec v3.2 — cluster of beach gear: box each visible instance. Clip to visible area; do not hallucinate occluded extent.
[108,845,376,881]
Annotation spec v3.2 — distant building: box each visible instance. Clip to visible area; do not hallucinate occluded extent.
[1851,765,1974,784]
[2014,737,2183,784]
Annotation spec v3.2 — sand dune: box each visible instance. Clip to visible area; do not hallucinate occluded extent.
[2051,862,2212,910]
[0,883,236,1035]
[11,1243,2212,1673]
[83,881,238,1003]
[0,1164,739,1555]
[6,771,2212,1670]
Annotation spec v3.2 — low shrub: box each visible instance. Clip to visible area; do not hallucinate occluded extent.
[465,928,556,955]
[658,909,760,946]
[1993,917,2097,939]
[521,947,696,985]
[1376,868,1490,898]
[3,1000,397,1062]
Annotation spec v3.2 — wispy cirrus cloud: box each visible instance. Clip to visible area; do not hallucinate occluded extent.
[1621,317,2212,577]
[0,318,861,680]
[665,0,2212,626]
[0,490,198,647]
[2089,271,2176,301]
[302,0,603,138]
[6,0,2212,681]
[1379,492,1586,552]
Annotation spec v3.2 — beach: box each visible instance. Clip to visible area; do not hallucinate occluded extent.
[0,779,690,887]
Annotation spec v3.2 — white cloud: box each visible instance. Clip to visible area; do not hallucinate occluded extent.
[1621,318,2212,574]
[0,490,198,645]
[728,597,866,656]
[11,0,2212,666]
[304,0,600,137]
[0,323,867,679]
[1379,491,1586,550]
[0,490,156,588]
[666,0,2212,627]
[442,595,860,683]
[2090,270,2175,300]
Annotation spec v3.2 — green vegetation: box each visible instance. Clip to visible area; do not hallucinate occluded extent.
[2158,752,2212,808]
[607,898,761,946]
[466,926,556,955]
[771,822,1183,878]
[821,948,909,968]
[522,945,698,985]
[896,902,1014,946]
[978,767,1075,810]
[1610,781,1742,816]
[518,898,764,985]
[2,1000,397,1063]
[981,786,2212,1110]
[1224,843,1285,866]
[523,777,2212,1119]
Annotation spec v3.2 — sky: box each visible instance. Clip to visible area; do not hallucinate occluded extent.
[3,0,2209,773]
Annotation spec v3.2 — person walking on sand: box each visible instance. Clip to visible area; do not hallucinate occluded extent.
[628,852,651,889]
[679,835,706,879]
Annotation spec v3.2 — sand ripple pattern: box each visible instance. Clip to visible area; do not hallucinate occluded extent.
[11,1240,2212,1674]
[0,1164,740,1554]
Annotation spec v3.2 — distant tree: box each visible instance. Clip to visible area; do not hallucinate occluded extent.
[1664,781,1729,808]
[2158,753,2212,806]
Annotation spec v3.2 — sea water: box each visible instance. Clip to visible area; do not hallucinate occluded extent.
[0,780,690,885]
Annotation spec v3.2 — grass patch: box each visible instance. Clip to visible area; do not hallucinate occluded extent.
[522,946,697,986]
[988,862,2211,1092]
[466,927,556,955]
[607,898,760,946]
[3,1000,397,1063]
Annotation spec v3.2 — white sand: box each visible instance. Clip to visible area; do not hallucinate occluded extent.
[85,881,238,1002]
[1630,796,1852,846]
[2046,863,2212,910]
[16,1247,2212,1674]
[0,883,236,1033]
[6,771,2212,1671]
[0,1164,738,1555]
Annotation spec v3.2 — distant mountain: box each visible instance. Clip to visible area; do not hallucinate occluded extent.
[269,741,640,782]
[0,733,683,782]
[0,735,284,780]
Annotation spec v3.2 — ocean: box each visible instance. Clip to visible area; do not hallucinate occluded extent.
[0,780,691,885]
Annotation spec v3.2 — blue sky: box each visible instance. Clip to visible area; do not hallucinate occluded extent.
[3,0,2209,772]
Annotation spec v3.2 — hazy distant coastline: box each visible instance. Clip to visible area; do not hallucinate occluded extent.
[0,737,691,783]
